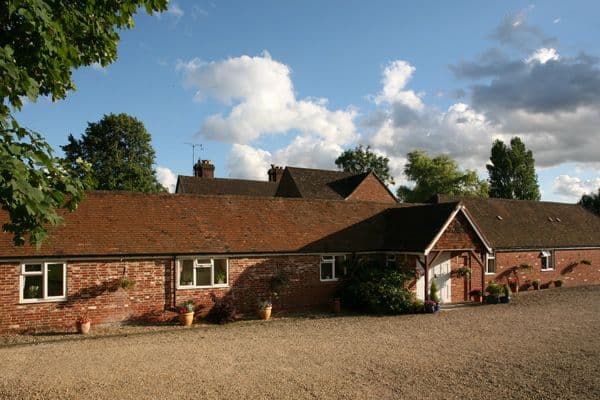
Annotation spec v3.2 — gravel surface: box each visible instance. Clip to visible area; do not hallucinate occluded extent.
[1,285,599,399]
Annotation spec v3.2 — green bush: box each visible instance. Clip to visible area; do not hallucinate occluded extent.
[429,280,440,303]
[486,282,503,297]
[340,260,415,314]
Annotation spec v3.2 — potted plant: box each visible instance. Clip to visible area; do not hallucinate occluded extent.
[215,271,226,285]
[499,284,511,303]
[554,279,564,288]
[424,300,437,313]
[177,300,195,326]
[532,279,540,290]
[76,316,91,334]
[507,276,518,293]
[485,282,502,304]
[257,298,272,320]
[429,280,440,311]
[521,280,532,291]
[456,267,471,278]
[469,289,482,303]
[118,276,135,290]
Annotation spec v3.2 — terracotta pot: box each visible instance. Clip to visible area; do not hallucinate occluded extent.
[258,306,272,320]
[509,283,518,293]
[179,312,194,326]
[332,298,341,313]
[77,321,91,334]
[472,295,481,303]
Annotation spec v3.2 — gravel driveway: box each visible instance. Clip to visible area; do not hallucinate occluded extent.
[1,285,599,399]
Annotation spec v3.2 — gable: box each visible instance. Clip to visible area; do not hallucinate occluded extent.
[432,211,487,252]
[346,173,396,203]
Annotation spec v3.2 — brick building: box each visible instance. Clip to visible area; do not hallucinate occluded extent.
[1,163,599,333]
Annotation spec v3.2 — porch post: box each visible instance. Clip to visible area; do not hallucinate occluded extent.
[424,254,429,301]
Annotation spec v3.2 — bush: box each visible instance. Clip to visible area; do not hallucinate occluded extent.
[486,282,503,297]
[554,279,564,288]
[340,260,415,314]
[429,280,440,303]
[206,294,236,324]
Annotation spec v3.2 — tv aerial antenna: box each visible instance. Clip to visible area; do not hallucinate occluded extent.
[185,143,203,168]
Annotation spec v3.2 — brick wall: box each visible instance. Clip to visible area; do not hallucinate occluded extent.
[433,212,484,252]
[346,174,396,203]
[487,248,600,289]
[0,255,340,333]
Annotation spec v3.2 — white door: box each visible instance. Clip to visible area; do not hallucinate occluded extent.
[431,253,452,303]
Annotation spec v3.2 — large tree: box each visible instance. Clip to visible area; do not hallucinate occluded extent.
[397,150,489,202]
[335,145,395,185]
[0,0,167,246]
[579,188,600,216]
[487,137,541,200]
[62,114,164,192]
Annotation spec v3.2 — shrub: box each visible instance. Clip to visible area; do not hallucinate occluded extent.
[486,282,503,297]
[411,299,425,313]
[340,260,415,314]
[207,294,236,324]
[429,280,440,303]
[554,279,564,288]
[118,276,135,290]
[502,284,511,297]
[469,289,482,297]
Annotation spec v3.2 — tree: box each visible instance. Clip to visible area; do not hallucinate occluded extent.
[335,145,395,185]
[487,137,541,200]
[579,188,600,216]
[396,150,489,202]
[62,114,164,192]
[0,1,167,246]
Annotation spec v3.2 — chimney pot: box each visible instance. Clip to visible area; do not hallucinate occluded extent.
[268,165,284,182]
[194,159,215,179]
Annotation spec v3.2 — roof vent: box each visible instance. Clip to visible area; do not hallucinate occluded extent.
[555,217,562,222]
[496,215,503,220]
[548,217,554,222]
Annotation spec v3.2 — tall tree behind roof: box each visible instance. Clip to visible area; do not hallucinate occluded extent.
[335,145,395,185]
[487,137,541,200]
[579,188,600,216]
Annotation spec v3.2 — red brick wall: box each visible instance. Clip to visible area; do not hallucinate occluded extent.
[0,259,172,333]
[346,174,396,203]
[433,213,485,252]
[487,249,600,289]
[0,255,340,333]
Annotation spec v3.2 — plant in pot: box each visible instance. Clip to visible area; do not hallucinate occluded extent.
[76,316,91,334]
[499,284,511,303]
[424,300,437,313]
[554,279,564,288]
[507,276,518,293]
[456,267,471,279]
[532,279,540,290]
[485,282,502,304]
[257,298,272,320]
[469,289,483,303]
[429,280,440,311]
[118,276,135,290]
[177,300,195,326]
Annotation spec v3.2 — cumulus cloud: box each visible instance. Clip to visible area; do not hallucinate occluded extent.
[525,47,559,64]
[489,7,556,50]
[553,175,600,200]
[178,52,358,144]
[226,144,272,180]
[156,166,177,193]
[374,61,424,110]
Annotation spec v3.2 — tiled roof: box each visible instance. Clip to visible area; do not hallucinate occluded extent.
[276,167,370,200]
[176,176,278,197]
[435,195,600,249]
[0,191,401,259]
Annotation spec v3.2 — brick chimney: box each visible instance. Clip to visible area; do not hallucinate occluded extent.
[193,160,215,179]
[268,164,284,182]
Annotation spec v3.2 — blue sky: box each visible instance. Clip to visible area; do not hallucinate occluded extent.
[16,1,600,201]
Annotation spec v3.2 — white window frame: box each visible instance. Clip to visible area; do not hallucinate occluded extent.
[386,254,396,268]
[176,258,229,289]
[320,255,337,282]
[20,261,67,303]
[485,253,496,275]
[540,250,554,271]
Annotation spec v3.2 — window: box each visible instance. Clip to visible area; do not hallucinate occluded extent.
[485,254,496,275]
[20,262,66,303]
[386,254,396,268]
[541,250,554,271]
[177,258,229,288]
[320,255,348,281]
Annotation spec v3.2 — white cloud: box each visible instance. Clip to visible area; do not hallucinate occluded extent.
[374,60,424,110]
[156,166,177,193]
[553,18,561,24]
[90,62,108,73]
[553,175,600,201]
[525,47,559,64]
[226,144,272,180]
[178,52,358,144]
[166,3,184,18]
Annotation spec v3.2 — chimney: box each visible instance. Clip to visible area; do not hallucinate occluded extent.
[193,160,215,179]
[268,164,284,182]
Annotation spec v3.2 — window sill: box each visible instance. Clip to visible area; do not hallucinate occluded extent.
[541,269,555,272]
[177,285,230,290]
[484,272,496,276]
[20,298,67,304]
[320,278,338,282]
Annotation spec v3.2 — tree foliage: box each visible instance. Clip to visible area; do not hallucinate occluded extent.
[396,150,489,202]
[0,0,167,246]
[62,114,164,192]
[579,188,600,216]
[335,145,395,185]
[487,137,541,200]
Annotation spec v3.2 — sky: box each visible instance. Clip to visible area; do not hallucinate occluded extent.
[16,1,600,201]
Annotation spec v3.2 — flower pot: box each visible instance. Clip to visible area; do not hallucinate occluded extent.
[258,306,272,320]
[499,296,511,304]
[509,283,518,293]
[424,304,435,313]
[471,295,481,303]
[434,303,440,312]
[332,298,341,313]
[485,295,499,304]
[179,312,194,327]
[77,321,91,334]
